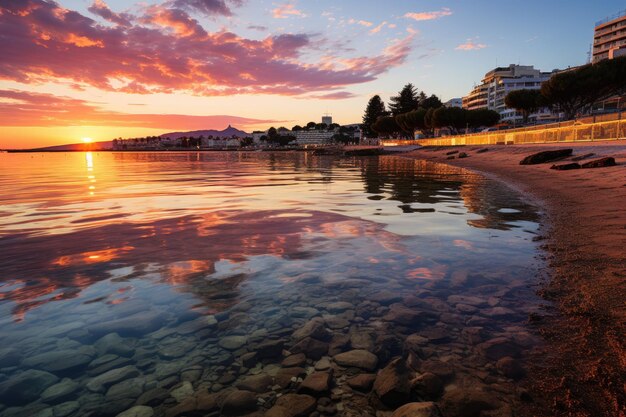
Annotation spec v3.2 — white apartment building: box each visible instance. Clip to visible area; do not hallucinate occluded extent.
[463,64,556,124]
[294,130,335,146]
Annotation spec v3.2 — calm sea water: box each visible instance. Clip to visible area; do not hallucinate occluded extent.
[0,152,545,417]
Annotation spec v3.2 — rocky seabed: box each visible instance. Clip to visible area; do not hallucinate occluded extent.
[0,268,542,417]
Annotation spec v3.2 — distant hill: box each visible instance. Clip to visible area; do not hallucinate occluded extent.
[17,140,113,152]
[160,125,250,139]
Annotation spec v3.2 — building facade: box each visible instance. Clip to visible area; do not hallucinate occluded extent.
[321,115,333,126]
[462,64,556,124]
[593,10,626,63]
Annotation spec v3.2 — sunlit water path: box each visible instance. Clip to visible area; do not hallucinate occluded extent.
[0,152,545,417]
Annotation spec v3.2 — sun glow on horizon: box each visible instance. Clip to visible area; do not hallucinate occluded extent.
[82,137,93,143]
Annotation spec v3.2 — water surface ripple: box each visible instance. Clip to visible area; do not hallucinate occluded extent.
[0,152,545,417]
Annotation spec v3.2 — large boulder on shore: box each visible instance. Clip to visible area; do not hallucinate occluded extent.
[581,157,616,168]
[519,149,572,165]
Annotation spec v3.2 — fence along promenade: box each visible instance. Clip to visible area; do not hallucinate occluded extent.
[384,112,626,147]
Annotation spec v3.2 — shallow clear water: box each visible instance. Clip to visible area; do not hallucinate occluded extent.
[0,152,545,416]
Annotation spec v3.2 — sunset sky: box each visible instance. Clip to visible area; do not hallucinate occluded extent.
[1,0,623,148]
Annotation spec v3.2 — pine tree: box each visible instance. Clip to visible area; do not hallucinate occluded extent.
[389,83,420,116]
[362,95,388,138]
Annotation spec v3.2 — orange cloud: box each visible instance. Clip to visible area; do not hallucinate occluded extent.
[272,3,305,19]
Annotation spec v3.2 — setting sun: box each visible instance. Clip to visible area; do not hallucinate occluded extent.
[82,137,93,143]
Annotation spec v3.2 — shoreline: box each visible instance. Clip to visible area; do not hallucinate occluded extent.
[402,141,626,417]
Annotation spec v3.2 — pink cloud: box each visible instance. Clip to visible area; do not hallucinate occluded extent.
[404,8,452,21]
[0,1,412,97]
[455,39,487,51]
[304,91,356,100]
[272,3,305,19]
[0,89,281,130]
[369,21,387,34]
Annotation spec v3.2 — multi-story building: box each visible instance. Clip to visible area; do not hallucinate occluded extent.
[592,10,626,63]
[322,115,333,126]
[462,64,556,124]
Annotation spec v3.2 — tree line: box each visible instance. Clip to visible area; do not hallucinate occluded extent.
[362,84,500,138]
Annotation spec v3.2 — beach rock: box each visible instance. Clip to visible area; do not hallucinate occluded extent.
[0,369,59,405]
[281,353,306,367]
[440,388,499,417]
[333,350,378,371]
[290,306,320,319]
[458,152,468,159]
[519,149,572,165]
[384,304,426,327]
[374,335,403,365]
[86,365,140,393]
[219,336,248,350]
[274,367,306,388]
[550,162,580,170]
[369,291,402,305]
[373,358,411,407]
[22,349,93,374]
[446,150,459,155]
[350,330,375,351]
[346,374,376,392]
[240,352,258,368]
[116,406,154,417]
[298,371,332,396]
[323,301,354,313]
[390,402,442,417]
[236,374,273,393]
[221,390,257,416]
[274,393,317,417]
[106,377,145,402]
[314,357,332,371]
[136,388,169,406]
[496,357,525,380]
[581,157,616,168]
[411,373,443,399]
[476,337,521,360]
[40,378,79,403]
[95,332,135,357]
[292,317,331,342]
[476,148,489,153]
[170,381,194,402]
[264,405,292,417]
[419,361,455,382]
[255,339,284,359]
[52,401,80,417]
[291,337,329,360]
[164,390,229,417]
[0,348,21,368]
[88,311,166,337]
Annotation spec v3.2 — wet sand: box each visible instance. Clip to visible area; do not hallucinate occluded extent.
[404,141,626,417]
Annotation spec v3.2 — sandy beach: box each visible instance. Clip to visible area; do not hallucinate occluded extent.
[405,141,626,417]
